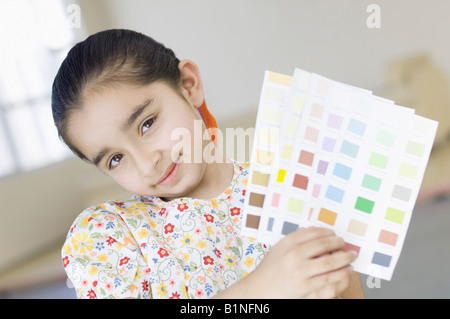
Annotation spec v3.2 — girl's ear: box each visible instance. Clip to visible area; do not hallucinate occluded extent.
[178,60,204,107]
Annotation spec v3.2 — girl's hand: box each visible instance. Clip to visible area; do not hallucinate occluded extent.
[243,226,357,299]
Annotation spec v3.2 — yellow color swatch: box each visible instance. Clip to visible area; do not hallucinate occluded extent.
[256,149,274,165]
[276,169,287,183]
[291,96,305,112]
[268,72,292,86]
[399,162,419,179]
[259,106,283,125]
[287,120,299,137]
[257,127,279,145]
[281,144,293,160]
[251,171,271,187]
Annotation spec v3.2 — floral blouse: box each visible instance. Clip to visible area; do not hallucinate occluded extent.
[62,160,269,299]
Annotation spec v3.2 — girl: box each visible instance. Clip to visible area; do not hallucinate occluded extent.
[53,29,364,299]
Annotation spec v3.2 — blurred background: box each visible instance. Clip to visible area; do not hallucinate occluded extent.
[0,0,449,299]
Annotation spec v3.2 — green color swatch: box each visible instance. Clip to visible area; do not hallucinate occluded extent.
[385,207,405,224]
[376,130,396,147]
[287,197,303,214]
[369,152,389,169]
[355,196,375,214]
[362,174,382,191]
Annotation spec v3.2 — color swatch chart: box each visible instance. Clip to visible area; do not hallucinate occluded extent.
[242,68,438,280]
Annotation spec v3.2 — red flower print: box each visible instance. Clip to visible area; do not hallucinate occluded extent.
[142,280,149,292]
[214,248,222,258]
[242,189,246,196]
[170,292,181,299]
[87,289,97,299]
[158,247,169,258]
[93,281,98,287]
[119,257,130,266]
[106,236,117,246]
[95,221,104,228]
[177,203,189,212]
[164,223,175,234]
[203,255,214,265]
[62,256,69,268]
[230,207,241,216]
[159,208,167,216]
[204,214,214,223]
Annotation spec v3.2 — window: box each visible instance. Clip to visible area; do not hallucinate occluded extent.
[0,0,78,177]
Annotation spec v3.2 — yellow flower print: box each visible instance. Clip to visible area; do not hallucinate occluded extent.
[182,284,189,298]
[135,269,142,280]
[182,252,190,262]
[181,234,193,246]
[71,232,94,254]
[244,256,254,268]
[97,254,108,262]
[80,216,90,227]
[196,240,207,249]
[137,228,149,239]
[125,203,148,214]
[88,265,99,276]
[211,198,218,210]
[225,255,236,268]
[62,243,72,255]
[156,282,168,298]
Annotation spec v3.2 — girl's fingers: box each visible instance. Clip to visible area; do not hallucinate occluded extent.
[298,235,346,259]
[280,226,337,250]
[303,264,353,298]
[305,250,357,277]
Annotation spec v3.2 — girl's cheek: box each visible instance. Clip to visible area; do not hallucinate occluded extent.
[165,121,197,151]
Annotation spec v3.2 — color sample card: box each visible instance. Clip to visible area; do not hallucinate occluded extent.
[242,70,293,238]
[242,68,438,281]
[257,68,312,244]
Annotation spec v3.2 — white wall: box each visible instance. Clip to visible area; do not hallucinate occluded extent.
[78,0,450,124]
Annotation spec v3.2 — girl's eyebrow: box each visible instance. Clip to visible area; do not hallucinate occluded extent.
[92,148,110,167]
[121,98,154,132]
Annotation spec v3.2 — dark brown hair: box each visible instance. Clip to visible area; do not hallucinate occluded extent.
[51,29,181,160]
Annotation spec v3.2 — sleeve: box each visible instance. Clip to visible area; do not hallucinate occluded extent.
[61,205,152,299]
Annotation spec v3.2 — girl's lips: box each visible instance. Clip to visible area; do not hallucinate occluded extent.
[157,159,180,186]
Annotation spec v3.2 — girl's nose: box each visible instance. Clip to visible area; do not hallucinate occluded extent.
[132,148,162,179]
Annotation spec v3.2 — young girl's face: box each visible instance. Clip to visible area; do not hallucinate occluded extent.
[67,63,213,200]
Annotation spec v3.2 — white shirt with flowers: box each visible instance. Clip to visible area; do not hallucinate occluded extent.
[62,160,269,299]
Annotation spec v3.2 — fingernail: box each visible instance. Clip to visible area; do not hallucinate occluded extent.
[350,250,358,259]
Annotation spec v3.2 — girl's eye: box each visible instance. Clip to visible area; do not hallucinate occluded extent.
[109,154,123,169]
[141,117,156,134]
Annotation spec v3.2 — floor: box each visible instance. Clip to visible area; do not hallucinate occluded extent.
[2,196,449,299]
